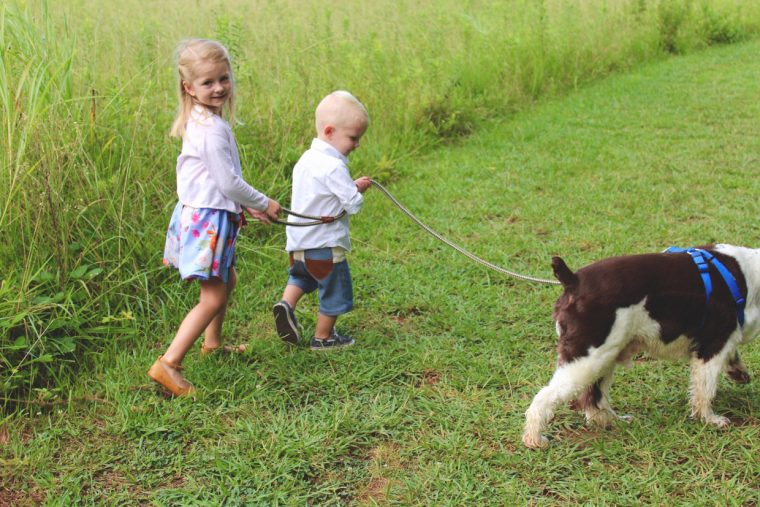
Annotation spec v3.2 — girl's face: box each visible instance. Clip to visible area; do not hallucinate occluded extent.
[182,60,233,114]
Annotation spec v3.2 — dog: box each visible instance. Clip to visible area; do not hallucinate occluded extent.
[522,244,760,449]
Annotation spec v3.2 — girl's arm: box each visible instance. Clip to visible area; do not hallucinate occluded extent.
[201,128,269,211]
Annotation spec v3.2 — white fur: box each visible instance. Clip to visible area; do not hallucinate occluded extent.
[524,301,652,448]
[716,245,760,343]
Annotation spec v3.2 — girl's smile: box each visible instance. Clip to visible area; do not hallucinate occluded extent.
[182,60,233,114]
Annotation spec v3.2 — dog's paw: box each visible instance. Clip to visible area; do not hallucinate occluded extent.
[522,432,550,449]
[705,414,731,428]
[586,409,616,428]
[586,409,632,428]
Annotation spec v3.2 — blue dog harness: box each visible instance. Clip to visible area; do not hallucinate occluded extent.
[665,247,745,327]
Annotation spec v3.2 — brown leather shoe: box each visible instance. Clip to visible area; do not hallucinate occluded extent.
[147,356,195,397]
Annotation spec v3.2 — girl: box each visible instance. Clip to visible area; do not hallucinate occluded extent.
[148,39,281,397]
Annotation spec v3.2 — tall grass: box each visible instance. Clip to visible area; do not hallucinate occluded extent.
[2,0,760,403]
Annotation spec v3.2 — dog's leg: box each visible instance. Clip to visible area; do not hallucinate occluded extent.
[576,342,643,427]
[724,350,750,384]
[523,356,613,449]
[579,371,631,428]
[689,353,731,427]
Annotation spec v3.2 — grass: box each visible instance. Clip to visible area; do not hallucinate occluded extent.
[2,38,760,505]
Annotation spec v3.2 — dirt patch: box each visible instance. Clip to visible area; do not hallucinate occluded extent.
[0,483,46,506]
[419,369,441,386]
[731,415,760,427]
[355,442,405,505]
[356,477,392,505]
[368,442,403,471]
[389,306,423,322]
[390,315,407,325]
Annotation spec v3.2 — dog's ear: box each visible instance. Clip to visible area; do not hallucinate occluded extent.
[552,256,578,289]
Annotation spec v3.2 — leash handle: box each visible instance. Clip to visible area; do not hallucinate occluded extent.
[272,208,346,227]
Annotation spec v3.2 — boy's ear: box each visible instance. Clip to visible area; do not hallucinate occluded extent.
[322,125,335,138]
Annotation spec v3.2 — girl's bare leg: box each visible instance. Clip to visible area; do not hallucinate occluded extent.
[202,268,236,350]
[163,277,228,365]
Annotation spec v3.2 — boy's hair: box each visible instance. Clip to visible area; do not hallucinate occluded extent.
[315,90,369,133]
[170,39,236,138]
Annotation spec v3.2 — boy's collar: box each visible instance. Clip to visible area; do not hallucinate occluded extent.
[311,138,348,163]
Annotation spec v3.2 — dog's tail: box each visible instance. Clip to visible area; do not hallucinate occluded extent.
[551,256,578,289]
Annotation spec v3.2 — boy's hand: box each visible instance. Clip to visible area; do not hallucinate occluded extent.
[355,176,372,193]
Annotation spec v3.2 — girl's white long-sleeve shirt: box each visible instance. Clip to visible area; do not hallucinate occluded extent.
[175,106,269,213]
[285,138,364,252]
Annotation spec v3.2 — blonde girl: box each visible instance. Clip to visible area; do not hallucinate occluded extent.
[148,39,281,396]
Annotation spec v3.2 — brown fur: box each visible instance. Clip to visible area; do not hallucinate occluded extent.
[553,249,745,364]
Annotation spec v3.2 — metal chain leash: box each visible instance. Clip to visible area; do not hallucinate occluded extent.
[368,180,561,285]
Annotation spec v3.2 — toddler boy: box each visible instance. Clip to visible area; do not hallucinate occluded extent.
[273,90,372,349]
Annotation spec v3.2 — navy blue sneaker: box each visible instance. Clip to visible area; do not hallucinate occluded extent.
[309,331,355,350]
[273,300,300,345]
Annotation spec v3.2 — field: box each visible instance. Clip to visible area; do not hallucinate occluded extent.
[2,0,760,504]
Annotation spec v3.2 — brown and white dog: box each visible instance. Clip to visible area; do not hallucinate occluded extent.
[523,244,760,449]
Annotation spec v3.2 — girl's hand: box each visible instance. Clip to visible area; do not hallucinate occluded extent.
[355,176,372,193]
[265,199,282,221]
[246,207,272,224]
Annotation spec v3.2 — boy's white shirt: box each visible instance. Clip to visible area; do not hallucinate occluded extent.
[176,106,269,213]
[285,138,364,253]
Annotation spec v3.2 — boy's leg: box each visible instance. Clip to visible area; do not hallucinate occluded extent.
[310,256,354,350]
[314,313,338,340]
[274,284,304,345]
[310,312,354,350]
[282,284,304,309]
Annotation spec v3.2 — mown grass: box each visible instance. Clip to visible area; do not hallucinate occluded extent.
[2,36,759,504]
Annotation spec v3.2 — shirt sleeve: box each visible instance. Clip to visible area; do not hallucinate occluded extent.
[325,164,364,215]
[200,125,269,211]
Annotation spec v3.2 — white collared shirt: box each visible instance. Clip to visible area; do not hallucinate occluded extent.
[285,138,364,252]
[176,106,269,213]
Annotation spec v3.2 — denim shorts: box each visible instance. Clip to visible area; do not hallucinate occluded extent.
[287,247,353,316]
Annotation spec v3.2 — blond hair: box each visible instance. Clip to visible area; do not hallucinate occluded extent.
[170,39,236,138]
[315,90,369,133]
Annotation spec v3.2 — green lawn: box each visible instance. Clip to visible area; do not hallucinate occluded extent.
[3,41,760,505]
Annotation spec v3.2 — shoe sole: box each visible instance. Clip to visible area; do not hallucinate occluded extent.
[273,303,299,345]
[310,340,355,351]
[147,363,195,397]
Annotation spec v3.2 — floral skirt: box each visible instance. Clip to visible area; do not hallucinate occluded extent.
[163,202,241,283]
